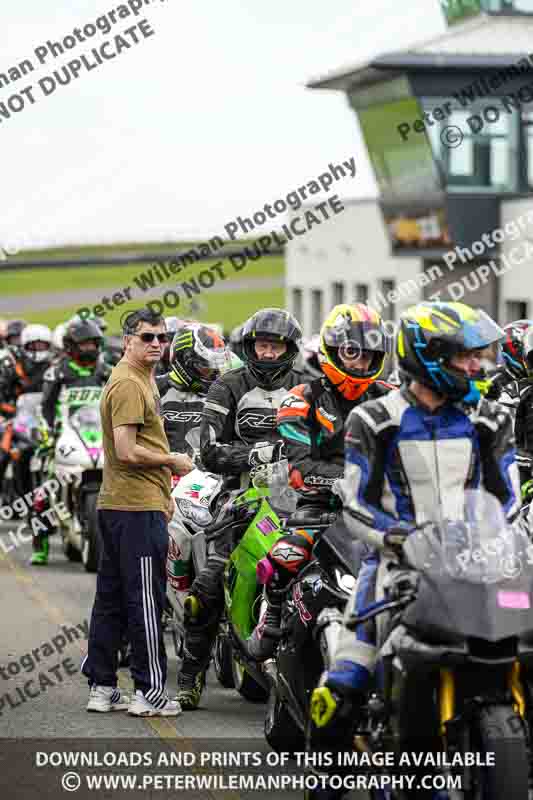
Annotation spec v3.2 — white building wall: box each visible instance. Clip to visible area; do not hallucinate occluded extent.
[499,198,533,323]
[286,198,423,337]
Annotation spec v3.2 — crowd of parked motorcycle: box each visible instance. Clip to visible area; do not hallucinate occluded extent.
[3,304,533,797]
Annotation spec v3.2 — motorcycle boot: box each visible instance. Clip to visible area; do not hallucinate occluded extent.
[30,532,49,565]
[176,593,218,710]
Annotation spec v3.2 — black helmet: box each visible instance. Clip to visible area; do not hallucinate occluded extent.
[7,319,27,346]
[241,308,301,387]
[64,318,103,367]
[98,335,124,378]
[502,320,533,380]
[169,324,229,395]
[397,301,504,404]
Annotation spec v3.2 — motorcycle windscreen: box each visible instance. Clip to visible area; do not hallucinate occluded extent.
[252,459,298,514]
[402,489,533,642]
[314,519,365,578]
[13,391,43,439]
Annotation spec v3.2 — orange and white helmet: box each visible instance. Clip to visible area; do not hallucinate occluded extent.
[318,303,388,400]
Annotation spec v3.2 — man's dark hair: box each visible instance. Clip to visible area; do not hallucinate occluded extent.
[121,308,165,336]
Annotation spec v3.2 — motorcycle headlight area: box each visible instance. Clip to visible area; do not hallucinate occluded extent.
[69,407,101,442]
[176,498,212,528]
[335,568,356,594]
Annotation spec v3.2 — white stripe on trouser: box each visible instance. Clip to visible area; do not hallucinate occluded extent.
[141,557,164,707]
[80,653,89,679]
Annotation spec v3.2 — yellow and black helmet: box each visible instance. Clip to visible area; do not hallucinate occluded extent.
[318,303,388,401]
[397,301,504,404]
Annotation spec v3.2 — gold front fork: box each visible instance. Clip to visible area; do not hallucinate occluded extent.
[509,661,526,718]
[439,668,455,736]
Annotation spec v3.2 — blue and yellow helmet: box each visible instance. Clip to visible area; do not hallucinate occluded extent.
[397,302,504,404]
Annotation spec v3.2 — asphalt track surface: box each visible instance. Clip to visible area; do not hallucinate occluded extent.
[0,277,284,314]
[0,522,364,800]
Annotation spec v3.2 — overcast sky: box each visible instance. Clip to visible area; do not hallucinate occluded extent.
[0,0,446,248]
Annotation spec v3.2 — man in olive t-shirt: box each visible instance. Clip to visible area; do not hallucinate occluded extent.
[98,359,172,512]
[82,309,193,716]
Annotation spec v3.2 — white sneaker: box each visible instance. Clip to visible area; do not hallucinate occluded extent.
[86,685,130,712]
[128,690,182,717]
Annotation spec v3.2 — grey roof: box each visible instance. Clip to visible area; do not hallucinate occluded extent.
[307,13,533,91]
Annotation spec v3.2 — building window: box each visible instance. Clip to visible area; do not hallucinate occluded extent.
[380,279,396,321]
[332,281,345,306]
[485,0,533,13]
[506,300,529,322]
[423,98,518,193]
[292,288,303,326]
[311,289,323,334]
[353,283,369,304]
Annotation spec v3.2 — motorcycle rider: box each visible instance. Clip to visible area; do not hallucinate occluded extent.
[51,323,68,361]
[5,319,27,351]
[484,320,533,495]
[308,301,520,782]
[0,320,9,361]
[42,317,106,431]
[298,333,322,381]
[0,324,53,502]
[98,335,124,383]
[176,307,303,709]
[245,304,393,659]
[485,320,532,403]
[35,318,106,565]
[156,323,229,463]
[0,324,52,418]
[512,322,533,497]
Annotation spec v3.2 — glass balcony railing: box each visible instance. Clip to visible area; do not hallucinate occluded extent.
[442,0,533,25]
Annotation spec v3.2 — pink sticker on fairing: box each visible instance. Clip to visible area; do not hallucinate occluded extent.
[498,591,530,609]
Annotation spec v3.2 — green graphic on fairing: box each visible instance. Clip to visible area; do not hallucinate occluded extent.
[224,487,283,640]
[79,427,102,446]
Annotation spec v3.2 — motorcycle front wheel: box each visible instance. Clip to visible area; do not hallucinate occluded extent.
[264,687,303,755]
[470,704,529,799]
[231,654,268,702]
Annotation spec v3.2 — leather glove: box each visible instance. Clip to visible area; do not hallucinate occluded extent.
[383,523,415,558]
[382,566,419,600]
[522,479,533,503]
[485,372,508,401]
[309,669,364,732]
[248,440,285,468]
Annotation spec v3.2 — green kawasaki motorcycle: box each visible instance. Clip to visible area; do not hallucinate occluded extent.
[213,460,297,702]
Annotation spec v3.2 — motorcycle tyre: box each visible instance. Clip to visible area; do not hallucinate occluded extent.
[82,491,101,573]
[231,653,268,703]
[213,633,235,689]
[472,704,529,800]
[264,687,304,756]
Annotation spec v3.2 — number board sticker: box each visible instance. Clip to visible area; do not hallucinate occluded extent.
[257,516,278,535]
[497,591,530,609]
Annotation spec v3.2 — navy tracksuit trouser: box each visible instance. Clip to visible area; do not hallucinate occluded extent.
[82,509,169,707]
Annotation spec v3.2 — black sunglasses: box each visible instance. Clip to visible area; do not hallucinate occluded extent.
[132,332,169,344]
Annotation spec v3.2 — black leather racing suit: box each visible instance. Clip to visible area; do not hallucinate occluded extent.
[156,374,206,463]
[0,351,51,494]
[41,357,107,430]
[245,377,394,660]
[199,364,303,478]
[178,364,303,684]
[515,379,533,489]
